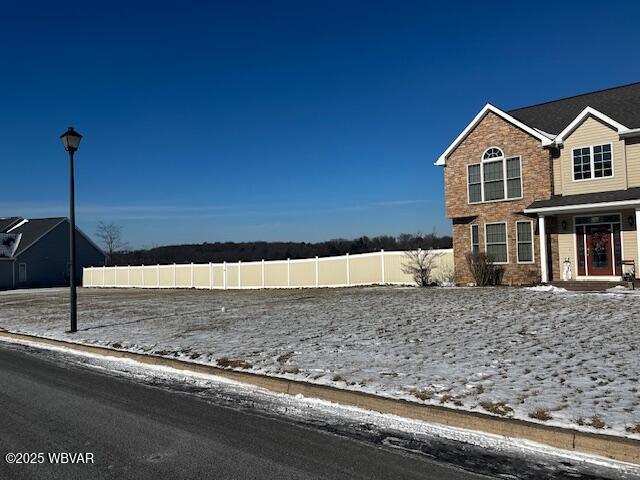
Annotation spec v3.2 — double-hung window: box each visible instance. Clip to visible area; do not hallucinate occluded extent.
[467,148,522,203]
[470,224,480,254]
[516,221,534,263]
[573,144,612,180]
[485,223,508,263]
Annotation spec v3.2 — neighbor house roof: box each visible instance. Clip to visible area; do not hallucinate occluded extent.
[9,217,67,256]
[0,217,23,232]
[508,82,640,135]
[525,187,640,213]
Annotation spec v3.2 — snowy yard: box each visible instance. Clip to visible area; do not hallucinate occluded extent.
[1,285,639,439]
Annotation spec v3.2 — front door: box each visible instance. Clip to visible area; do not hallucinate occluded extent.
[586,224,614,276]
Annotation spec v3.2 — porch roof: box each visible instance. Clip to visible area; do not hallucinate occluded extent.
[524,187,640,214]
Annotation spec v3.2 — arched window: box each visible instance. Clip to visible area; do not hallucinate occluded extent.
[482,147,504,161]
[467,147,522,203]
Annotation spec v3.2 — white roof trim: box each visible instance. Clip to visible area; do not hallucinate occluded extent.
[435,103,555,166]
[619,127,640,139]
[6,218,28,232]
[524,198,640,214]
[554,106,630,144]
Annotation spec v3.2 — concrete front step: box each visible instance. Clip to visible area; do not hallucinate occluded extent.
[549,281,633,292]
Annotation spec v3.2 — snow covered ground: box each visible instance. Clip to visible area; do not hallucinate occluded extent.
[0,286,639,439]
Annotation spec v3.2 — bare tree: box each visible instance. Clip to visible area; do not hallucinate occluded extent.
[95,222,128,261]
[402,249,435,287]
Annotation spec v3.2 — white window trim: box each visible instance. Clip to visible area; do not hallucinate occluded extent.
[470,224,480,253]
[571,143,614,182]
[516,220,535,264]
[467,164,482,204]
[484,222,509,264]
[18,262,27,282]
[467,155,523,204]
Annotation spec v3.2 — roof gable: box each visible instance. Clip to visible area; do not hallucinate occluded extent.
[554,106,629,144]
[435,104,554,166]
[508,82,640,134]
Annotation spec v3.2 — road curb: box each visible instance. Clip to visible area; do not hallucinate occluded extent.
[1,330,638,465]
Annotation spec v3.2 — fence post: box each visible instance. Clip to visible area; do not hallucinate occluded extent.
[141,264,144,288]
[238,260,242,288]
[287,258,291,288]
[103,265,106,287]
[157,264,160,288]
[223,261,227,290]
[173,263,177,288]
[261,259,265,288]
[127,265,131,287]
[346,253,350,286]
[191,262,194,288]
[380,249,385,284]
[315,256,319,287]
[209,262,213,289]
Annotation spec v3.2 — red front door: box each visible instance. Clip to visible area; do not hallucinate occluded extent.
[586,224,614,276]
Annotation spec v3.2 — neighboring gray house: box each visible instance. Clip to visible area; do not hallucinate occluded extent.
[0,217,106,290]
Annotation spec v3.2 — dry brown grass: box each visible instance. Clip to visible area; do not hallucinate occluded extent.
[216,357,253,369]
[410,388,432,401]
[479,401,513,416]
[528,410,552,421]
[625,424,640,434]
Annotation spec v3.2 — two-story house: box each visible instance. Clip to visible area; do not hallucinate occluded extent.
[437,82,640,285]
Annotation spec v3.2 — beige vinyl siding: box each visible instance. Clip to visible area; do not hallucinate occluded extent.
[264,262,288,287]
[290,261,315,287]
[626,138,640,188]
[621,209,638,272]
[552,156,563,195]
[557,215,575,272]
[560,117,626,195]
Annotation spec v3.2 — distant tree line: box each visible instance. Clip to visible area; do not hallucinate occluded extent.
[109,232,452,266]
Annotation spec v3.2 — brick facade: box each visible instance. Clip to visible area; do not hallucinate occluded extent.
[444,112,554,285]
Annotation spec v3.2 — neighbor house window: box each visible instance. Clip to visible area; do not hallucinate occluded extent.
[516,221,534,263]
[573,144,612,180]
[467,148,522,203]
[470,224,480,254]
[18,263,27,283]
[485,223,508,263]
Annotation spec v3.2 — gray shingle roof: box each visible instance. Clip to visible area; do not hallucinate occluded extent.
[508,82,640,135]
[0,217,23,232]
[9,217,66,256]
[527,187,640,210]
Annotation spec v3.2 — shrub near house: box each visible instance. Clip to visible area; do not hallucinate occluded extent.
[437,83,640,286]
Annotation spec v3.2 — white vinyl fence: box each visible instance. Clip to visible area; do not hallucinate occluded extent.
[83,249,453,290]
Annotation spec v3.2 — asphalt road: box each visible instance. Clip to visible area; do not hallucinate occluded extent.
[0,342,491,480]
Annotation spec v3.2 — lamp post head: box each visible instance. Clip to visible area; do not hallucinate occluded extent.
[60,127,82,152]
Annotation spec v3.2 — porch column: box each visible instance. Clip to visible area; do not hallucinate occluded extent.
[636,208,640,279]
[539,215,548,283]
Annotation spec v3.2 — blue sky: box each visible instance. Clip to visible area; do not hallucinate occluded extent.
[1,1,639,248]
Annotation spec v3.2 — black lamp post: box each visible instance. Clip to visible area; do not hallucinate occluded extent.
[60,127,82,333]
